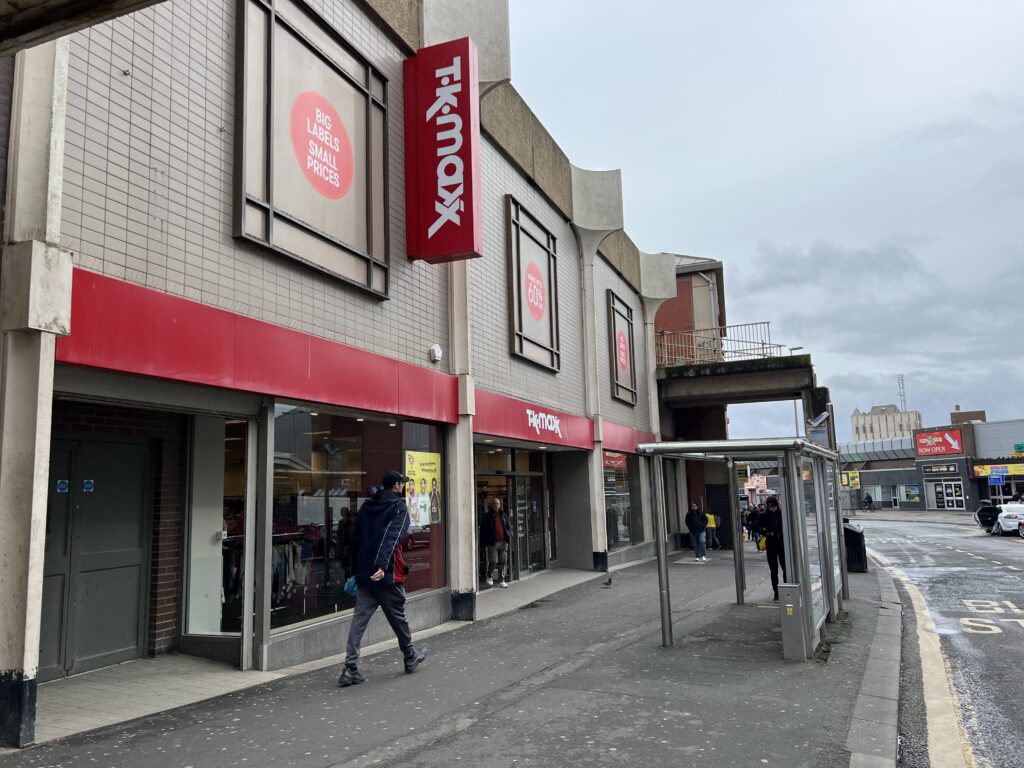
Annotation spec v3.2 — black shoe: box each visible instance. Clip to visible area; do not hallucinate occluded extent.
[338,665,365,687]
[773,594,779,602]
[404,646,427,674]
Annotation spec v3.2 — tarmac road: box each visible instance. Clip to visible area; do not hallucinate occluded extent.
[863,520,1024,768]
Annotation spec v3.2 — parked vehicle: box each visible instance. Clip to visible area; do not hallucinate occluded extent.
[1019,520,1024,539]
[973,501,1002,532]
[990,503,1024,536]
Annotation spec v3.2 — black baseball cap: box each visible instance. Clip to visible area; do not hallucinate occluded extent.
[382,470,410,487]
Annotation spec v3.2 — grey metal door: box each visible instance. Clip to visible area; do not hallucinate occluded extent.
[40,439,150,681]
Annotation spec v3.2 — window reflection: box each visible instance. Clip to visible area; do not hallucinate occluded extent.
[603,451,643,550]
[271,405,445,630]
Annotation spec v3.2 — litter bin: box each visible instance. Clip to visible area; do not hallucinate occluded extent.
[844,521,868,573]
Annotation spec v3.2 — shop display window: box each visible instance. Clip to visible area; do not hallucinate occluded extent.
[603,451,644,550]
[271,404,445,630]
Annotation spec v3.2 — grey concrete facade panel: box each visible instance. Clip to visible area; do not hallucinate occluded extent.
[595,256,651,431]
[469,139,586,416]
[58,0,449,375]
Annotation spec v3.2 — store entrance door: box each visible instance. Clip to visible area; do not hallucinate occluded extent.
[40,439,150,682]
[515,474,546,573]
[476,471,549,582]
[926,478,966,510]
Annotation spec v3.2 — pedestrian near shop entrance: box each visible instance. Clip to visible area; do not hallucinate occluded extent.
[706,507,720,550]
[757,496,788,602]
[339,471,427,687]
[480,497,511,588]
[685,501,708,562]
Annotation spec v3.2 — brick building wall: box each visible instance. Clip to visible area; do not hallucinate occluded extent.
[594,256,651,431]
[470,138,587,415]
[51,400,187,655]
[653,274,694,333]
[58,0,449,372]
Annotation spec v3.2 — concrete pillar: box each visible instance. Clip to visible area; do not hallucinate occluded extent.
[0,38,72,747]
[570,165,623,571]
[421,0,510,93]
[447,260,477,618]
[253,400,274,670]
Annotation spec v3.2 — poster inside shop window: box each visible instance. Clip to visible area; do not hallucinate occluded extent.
[404,451,443,528]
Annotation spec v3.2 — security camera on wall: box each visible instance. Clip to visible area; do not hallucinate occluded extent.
[428,344,444,364]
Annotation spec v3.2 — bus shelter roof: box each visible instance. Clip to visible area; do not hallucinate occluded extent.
[637,437,837,463]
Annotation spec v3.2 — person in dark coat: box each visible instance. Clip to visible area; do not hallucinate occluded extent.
[339,471,427,687]
[757,495,788,602]
[685,501,708,562]
[480,497,512,588]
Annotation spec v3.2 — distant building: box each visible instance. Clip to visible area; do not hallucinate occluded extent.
[851,404,923,440]
[950,404,987,424]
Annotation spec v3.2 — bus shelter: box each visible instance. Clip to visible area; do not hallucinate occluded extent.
[638,438,848,660]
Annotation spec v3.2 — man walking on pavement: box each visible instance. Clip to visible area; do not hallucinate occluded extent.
[685,500,708,562]
[480,496,511,588]
[339,470,428,687]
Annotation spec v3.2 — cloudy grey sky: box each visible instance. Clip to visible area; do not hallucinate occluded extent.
[508,1,1024,441]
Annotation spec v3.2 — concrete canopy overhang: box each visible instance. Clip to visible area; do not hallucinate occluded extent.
[658,354,816,408]
[0,0,163,55]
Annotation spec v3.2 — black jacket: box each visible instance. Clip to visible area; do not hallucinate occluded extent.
[756,506,784,539]
[684,509,707,534]
[480,510,512,546]
[351,489,410,587]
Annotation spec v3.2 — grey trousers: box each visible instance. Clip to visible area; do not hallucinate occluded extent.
[345,582,413,667]
[486,540,509,580]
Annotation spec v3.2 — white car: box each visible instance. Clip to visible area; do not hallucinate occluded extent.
[990,503,1024,536]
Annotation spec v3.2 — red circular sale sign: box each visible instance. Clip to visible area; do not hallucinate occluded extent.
[525,262,546,321]
[616,330,629,370]
[289,91,353,200]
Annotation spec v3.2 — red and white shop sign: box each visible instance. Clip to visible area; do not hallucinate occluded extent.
[474,390,593,450]
[289,91,354,200]
[525,262,546,320]
[915,429,964,457]
[403,37,483,264]
[616,330,629,370]
[603,451,627,469]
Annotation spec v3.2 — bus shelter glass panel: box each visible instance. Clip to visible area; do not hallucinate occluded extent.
[801,459,827,629]
[825,461,842,600]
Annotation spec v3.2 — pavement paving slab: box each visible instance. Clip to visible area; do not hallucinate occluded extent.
[0,547,897,768]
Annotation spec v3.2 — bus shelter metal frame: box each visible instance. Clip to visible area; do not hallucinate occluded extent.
[638,438,848,659]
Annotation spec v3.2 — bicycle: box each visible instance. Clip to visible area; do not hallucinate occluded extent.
[860,499,876,512]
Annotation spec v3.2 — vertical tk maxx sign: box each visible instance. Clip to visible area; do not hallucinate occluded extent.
[404,37,483,263]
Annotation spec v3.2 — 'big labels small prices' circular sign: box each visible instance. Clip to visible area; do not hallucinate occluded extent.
[525,262,546,321]
[290,91,354,200]
[616,330,629,370]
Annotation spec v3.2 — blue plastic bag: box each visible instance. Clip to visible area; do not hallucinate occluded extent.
[343,576,358,597]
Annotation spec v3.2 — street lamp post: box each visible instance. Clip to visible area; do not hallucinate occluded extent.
[789,346,804,436]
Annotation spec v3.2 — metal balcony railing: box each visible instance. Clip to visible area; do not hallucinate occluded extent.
[655,322,785,367]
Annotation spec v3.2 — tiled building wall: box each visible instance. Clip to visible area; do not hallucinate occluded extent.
[594,256,652,432]
[51,401,187,655]
[470,139,587,416]
[58,0,448,371]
